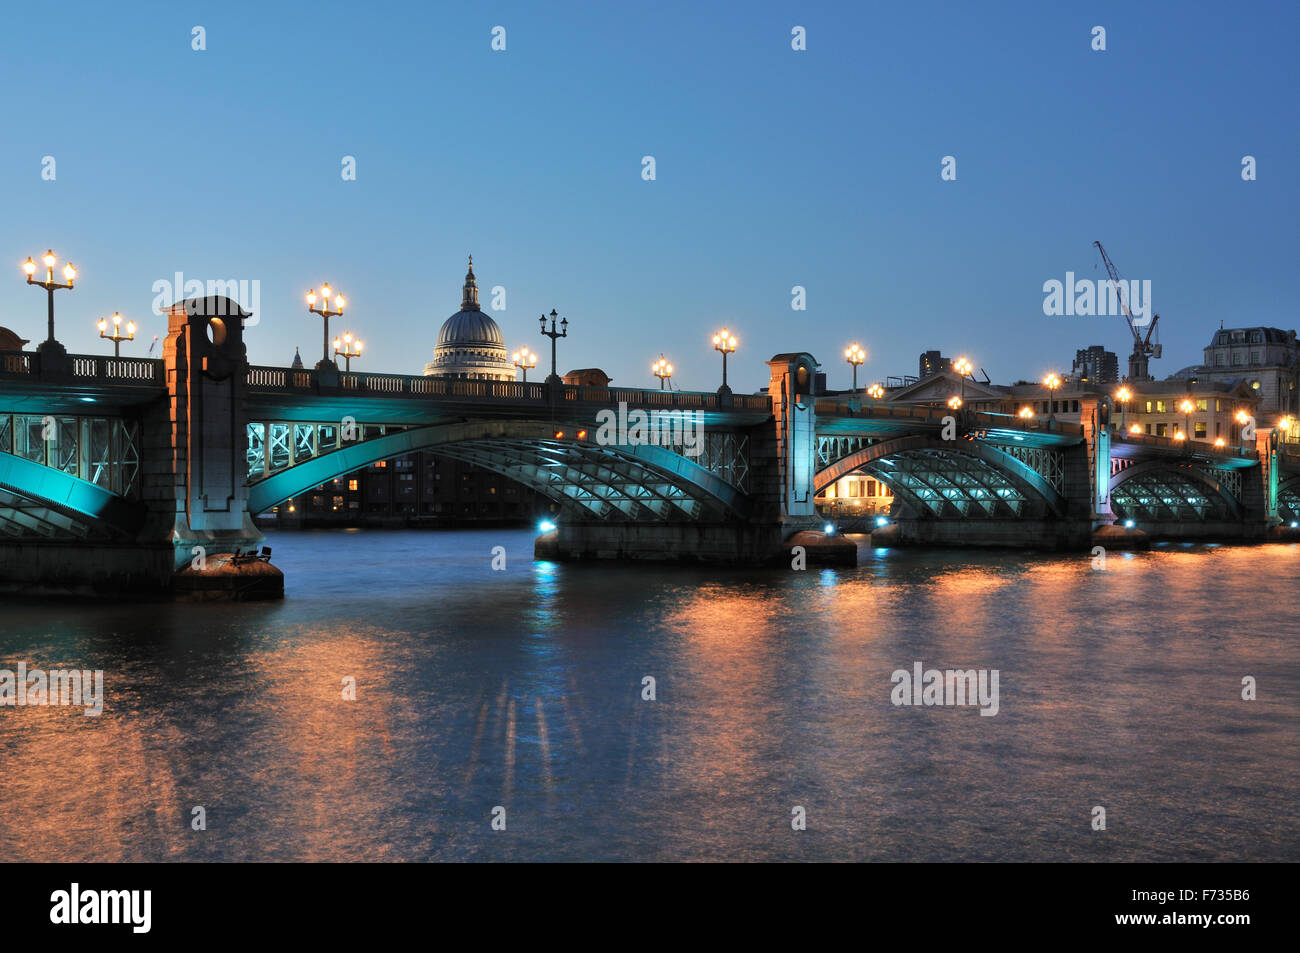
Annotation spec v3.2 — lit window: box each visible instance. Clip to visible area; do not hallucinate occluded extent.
[348,479,359,491]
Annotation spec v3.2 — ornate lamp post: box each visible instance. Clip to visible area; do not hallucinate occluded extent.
[22,249,76,362]
[539,309,568,385]
[652,355,673,390]
[306,284,345,369]
[96,312,136,357]
[845,343,865,406]
[1043,373,1062,421]
[1179,398,1196,443]
[1116,386,1132,432]
[512,348,538,383]
[333,331,363,372]
[953,356,973,402]
[712,327,737,395]
[1280,415,1296,446]
[867,382,884,411]
[1235,409,1251,453]
[947,395,963,410]
[1019,406,1034,420]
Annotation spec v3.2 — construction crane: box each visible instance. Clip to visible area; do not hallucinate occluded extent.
[1093,240,1160,381]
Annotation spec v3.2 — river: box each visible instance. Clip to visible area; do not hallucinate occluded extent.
[1,529,1296,861]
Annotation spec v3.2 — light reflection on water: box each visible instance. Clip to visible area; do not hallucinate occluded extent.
[0,528,1296,862]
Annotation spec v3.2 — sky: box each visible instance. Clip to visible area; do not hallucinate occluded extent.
[2,0,1296,394]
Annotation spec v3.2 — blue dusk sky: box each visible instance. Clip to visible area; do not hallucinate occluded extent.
[2,0,1296,392]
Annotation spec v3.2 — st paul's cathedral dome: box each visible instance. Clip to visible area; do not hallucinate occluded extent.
[423,257,517,381]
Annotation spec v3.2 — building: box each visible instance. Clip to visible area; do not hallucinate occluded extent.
[1071,346,1119,385]
[423,257,517,381]
[1185,326,1300,416]
[563,368,613,387]
[918,350,951,379]
[816,473,895,517]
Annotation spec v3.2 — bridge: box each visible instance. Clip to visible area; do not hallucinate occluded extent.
[1,297,1296,593]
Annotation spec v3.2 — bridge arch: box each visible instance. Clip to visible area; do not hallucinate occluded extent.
[1277,474,1300,522]
[246,419,752,522]
[1108,460,1242,521]
[0,452,146,538]
[814,434,1067,519]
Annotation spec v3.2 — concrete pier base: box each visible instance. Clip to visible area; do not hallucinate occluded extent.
[890,518,1094,550]
[535,521,786,564]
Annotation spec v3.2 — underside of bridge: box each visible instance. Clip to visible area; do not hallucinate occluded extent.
[245,419,753,523]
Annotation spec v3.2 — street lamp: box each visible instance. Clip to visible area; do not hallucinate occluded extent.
[1019,406,1034,420]
[96,312,136,357]
[1280,415,1296,445]
[867,382,884,411]
[947,395,963,410]
[1043,373,1062,420]
[1214,437,1227,448]
[333,331,363,372]
[22,249,76,357]
[652,355,673,390]
[1235,409,1251,453]
[1173,430,1186,442]
[712,327,737,395]
[1129,423,1142,435]
[954,356,972,402]
[512,348,538,383]
[306,283,345,368]
[1116,386,1132,432]
[845,343,865,403]
[539,309,568,384]
[1179,398,1195,443]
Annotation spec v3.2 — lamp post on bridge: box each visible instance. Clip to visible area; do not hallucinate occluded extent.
[845,343,865,409]
[867,382,884,411]
[539,310,567,385]
[652,355,673,390]
[1043,373,1062,422]
[1235,409,1251,454]
[96,312,136,357]
[1116,386,1132,433]
[512,348,538,384]
[712,327,737,395]
[953,356,973,403]
[1178,399,1197,445]
[333,332,363,372]
[306,284,346,370]
[22,249,76,368]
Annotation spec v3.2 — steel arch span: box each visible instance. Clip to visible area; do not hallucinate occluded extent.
[0,452,146,539]
[1108,460,1243,522]
[245,419,753,522]
[813,434,1067,519]
[1276,475,1300,522]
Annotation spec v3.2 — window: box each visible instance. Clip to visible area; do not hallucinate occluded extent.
[1156,400,1167,413]
[374,460,387,469]
[1233,353,1244,365]
[1216,354,1226,366]
[1072,400,1079,412]
[1156,423,1167,436]
[1215,399,1222,411]
[331,495,343,510]
[1196,399,1208,411]
[1145,424,1152,434]
[1251,351,1261,365]
[1195,422,1207,438]
[1145,400,1154,413]
[348,479,359,491]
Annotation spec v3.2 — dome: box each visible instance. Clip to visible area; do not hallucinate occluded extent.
[424,256,517,382]
[437,309,505,347]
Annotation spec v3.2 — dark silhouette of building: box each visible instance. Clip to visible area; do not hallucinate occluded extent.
[1071,346,1119,384]
[919,350,951,379]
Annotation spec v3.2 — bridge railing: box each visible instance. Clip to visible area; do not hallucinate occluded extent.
[1112,429,1258,460]
[246,365,773,410]
[0,351,164,384]
[813,399,1085,436]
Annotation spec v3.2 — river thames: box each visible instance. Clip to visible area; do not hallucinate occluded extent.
[1,529,1296,862]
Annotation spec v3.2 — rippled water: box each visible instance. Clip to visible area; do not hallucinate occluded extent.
[1,529,1296,861]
